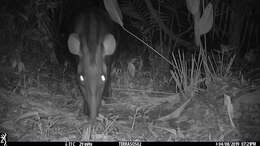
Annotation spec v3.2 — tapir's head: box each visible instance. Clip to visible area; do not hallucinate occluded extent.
[67,14,116,123]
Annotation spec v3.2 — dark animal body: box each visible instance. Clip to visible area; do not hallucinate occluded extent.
[67,9,117,123]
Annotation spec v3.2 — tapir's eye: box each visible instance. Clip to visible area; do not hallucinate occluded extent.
[79,75,84,82]
[101,74,106,82]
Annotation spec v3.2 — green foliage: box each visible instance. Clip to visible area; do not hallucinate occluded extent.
[203,45,236,81]
[170,49,205,98]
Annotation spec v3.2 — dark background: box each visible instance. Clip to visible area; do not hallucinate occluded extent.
[0,0,260,141]
[0,0,259,72]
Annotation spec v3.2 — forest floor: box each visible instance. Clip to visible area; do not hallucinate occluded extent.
[0,50,259,141]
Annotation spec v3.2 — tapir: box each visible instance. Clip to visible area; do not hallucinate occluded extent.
[67,9,117,124]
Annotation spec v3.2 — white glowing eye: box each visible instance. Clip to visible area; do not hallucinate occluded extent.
[79,75,84,82]
[101,75,106,82]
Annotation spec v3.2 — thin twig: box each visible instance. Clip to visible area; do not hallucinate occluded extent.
[112,87,176,95]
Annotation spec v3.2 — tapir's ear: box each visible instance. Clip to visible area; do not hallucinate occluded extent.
[68,33,81,56]
[103,34,116,56]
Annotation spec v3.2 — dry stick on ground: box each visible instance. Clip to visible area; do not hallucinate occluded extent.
[157,98,192,121]
[112,88,176,95]
[131,107,141,130]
